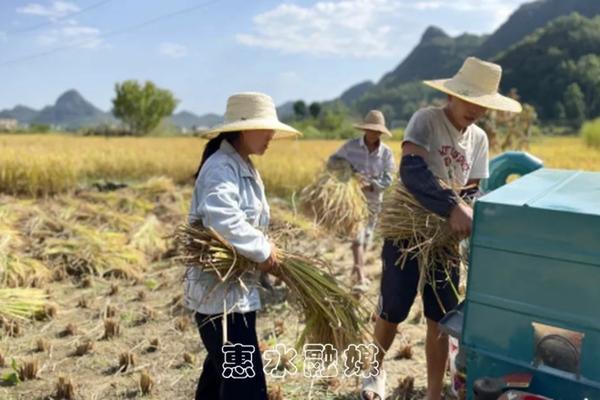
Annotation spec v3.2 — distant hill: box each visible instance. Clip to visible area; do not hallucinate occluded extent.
[346,26,485,126]
[379,26,486,87]
[31,89,114,129]
[333,0,600,125]
[0,91,228,131]
[477,0,600,58]
[169,111,223,129]
[0,91,305,131]
[0,105,39,123]
[276,101,296,121]
[495,13,600,122]
[339,81,374,107]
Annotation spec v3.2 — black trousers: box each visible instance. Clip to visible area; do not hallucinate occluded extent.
[194,311,267,400]
[378,239,460,323]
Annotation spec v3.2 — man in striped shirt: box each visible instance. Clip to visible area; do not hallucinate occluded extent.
[328,110,396,291]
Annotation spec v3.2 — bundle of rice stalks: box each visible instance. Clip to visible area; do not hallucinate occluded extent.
[0,223,51,287]
[378,182,468,299]
[175,224,370,351]
[132,176,177,198]
[77,190,154,216]
[299,162,368,238]
[129,215,168,261]
[137,178,190,224]
[57,197,143,232]
[0,254,50,288]
[0,288,47,321]
[37,221,145,279]
[268,203,323,246]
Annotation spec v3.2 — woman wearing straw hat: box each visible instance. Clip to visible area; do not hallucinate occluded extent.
[362,57,521,400]
[327,110,396,292]
[185,92,300,399]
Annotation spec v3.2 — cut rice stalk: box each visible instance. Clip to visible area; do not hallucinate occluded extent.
[175,224,371,351]
[39,222,145,279]
[0,219,51,287]
[129,215,168,261]
[0,254,51,288]
[77,190,154,216]
[378,182,468,306]
[57,196,143,232]
[299,163,368,238]
[0,288,47,321]
[132,176,176,198]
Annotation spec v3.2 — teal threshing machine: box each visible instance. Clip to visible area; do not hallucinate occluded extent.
[443,153,600,399]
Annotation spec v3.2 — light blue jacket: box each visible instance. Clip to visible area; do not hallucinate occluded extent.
[184,140,270,315]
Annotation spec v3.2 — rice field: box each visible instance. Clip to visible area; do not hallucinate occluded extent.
[1,134,599,198]
[0,133,598,399]
[581,118,600,149]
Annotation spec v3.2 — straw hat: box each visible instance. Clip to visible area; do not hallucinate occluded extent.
[423,57,522,113]
[200,92,302,139]
[353,110,392,137]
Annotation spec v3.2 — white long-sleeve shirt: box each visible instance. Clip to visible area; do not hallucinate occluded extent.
[328,136,396,211]
[184,140,270,315]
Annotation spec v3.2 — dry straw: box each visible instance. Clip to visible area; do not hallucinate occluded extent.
[378,182,469,306]
[0,211,51,287]
[25,212,145,280]
[299,161,368,238]
[0,288,47,321]
[175,224,370,350]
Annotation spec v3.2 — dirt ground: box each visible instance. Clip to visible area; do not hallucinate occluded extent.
[0,190,457,400]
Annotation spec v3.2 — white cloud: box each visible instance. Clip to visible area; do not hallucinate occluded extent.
[413,0,527,29]
[411,1,443,11]
[17,1,79,19]
[36,23,102,48]
[0,31,7,42]
[17,2,103,48]
[237,0,529,57]
[159,42,188,59]
[236,0,403,58]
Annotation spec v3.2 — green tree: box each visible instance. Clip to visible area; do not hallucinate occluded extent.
[293,100,307,119]
[308,102,321,119]
[563,82,586,129]
[552,101,566,123]
[379,104,395,127]
[28,123,50,133]
[112,80,178,135]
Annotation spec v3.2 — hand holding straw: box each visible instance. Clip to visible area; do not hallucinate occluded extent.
[175,223,371,351]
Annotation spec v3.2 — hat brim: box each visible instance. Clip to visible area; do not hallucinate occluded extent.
[353,123,392,137]
[199,118,302,139]
[423,79,522,113]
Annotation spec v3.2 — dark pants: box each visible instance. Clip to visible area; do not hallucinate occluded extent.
[194,311,267,400]
[378,239,460,323]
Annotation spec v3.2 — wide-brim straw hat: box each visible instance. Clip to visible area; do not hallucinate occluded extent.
[353,109,392,137]
[423,57,522,113]
[200,92,302,139]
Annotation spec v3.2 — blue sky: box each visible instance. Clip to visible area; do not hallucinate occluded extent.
[0,0,531,115]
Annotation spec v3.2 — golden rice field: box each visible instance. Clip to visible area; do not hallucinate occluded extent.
[0,133,598,399]
[1,134,599,198]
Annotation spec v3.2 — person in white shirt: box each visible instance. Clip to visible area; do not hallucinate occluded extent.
[186,92,301,400]
[362,58,522,400]
[328,110,396,291]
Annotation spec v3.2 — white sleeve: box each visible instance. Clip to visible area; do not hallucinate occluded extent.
[469,131,489,180]
[403,109,432,152]
[197,164,271,263]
